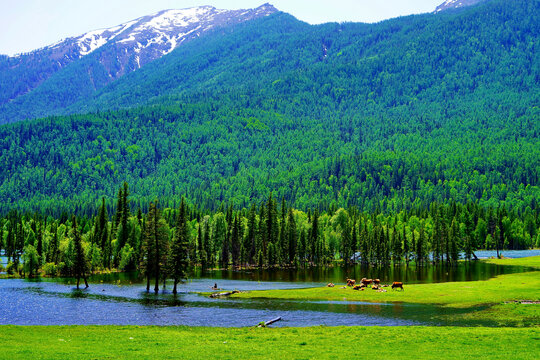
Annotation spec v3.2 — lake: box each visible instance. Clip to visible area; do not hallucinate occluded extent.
[0,256,536,327]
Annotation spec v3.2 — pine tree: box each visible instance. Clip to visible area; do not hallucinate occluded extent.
[72,217,89,289]
[391,225,401,265]
[35,223,43,265]
[417,225,426,266]
[433,212,442,264]
[402,226,410,267]
[140,201,169,293]
[286,208,297,264]
[266,193,278,249]
[298,229,306,266]
[360,223,368,265]
[310,209,319,264]
[246,204,257,265]
[351,220,358,262]
[231,215,240,267]
[197,223,203,265]
[95,198,110,268]
[257,249,264,268]
[258,203,267,256]
[450,218,460,264]
[341,216,352,266]
[118,182,130,251]
[203,220,212,268]
[170,198,190,295]
[50,225,59,264]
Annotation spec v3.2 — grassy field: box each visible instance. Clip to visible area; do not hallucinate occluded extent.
[1,325,538,360]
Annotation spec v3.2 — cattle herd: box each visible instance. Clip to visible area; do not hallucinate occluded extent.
[327,278,404,292]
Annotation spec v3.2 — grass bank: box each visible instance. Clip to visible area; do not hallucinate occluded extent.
[229,257,540,306]
[1,325,538,360]
[223,257,540,326]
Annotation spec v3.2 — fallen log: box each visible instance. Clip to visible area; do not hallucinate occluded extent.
[209,290,240,298]
[258,317,282,327]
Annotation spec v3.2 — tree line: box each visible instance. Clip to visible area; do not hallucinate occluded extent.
[1,184,538,286]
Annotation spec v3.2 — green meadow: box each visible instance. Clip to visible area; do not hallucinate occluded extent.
[1,257,539,359]
[1,325,538,360]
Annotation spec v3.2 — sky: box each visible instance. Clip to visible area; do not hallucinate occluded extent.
[0,0,445,56]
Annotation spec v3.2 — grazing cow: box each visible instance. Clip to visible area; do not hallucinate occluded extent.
[361,278,373,287]
[391,282,404,291]
[372,285,380,290]
[346,279,356,287]
[327,283,335,288]
[353,285,362,290]
[373,279,380,286]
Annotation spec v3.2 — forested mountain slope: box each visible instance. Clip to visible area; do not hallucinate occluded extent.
[0,0,538,216]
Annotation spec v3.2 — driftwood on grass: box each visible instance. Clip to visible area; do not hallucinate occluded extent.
[257,317,282,327]
[209,290,240,298]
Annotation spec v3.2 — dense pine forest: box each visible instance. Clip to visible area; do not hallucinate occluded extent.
[1,183,538,281]
[0,0,538,278]
[0,0,538,215]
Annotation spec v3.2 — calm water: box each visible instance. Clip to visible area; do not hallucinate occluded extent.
[0,251,537,327]
[0,279,421,327]
[473,249,540,259]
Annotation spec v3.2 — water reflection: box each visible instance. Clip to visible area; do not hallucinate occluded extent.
[0,250,537,327]
[187,260,532,285]
[0,279,419,327]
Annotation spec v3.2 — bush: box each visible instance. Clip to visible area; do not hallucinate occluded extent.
[119,244,136,271]
[57,262,69,276]
[42,262,58,276]
[6,261,15,275]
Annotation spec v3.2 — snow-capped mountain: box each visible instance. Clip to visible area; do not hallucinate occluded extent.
[434,0,487,13]
[0,4,277,107]
[46,4,277,69]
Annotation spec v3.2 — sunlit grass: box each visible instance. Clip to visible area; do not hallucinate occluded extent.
[1,325,538,360]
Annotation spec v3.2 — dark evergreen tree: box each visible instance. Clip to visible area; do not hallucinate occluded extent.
[231,215,240,267]
[170,198,190,294]
[72,217,89,289]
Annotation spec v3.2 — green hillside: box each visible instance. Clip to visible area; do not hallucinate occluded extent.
[0,0,538,216]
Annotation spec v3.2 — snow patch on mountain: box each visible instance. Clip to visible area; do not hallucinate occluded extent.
[41,4,276,60]
[435,0,486,13]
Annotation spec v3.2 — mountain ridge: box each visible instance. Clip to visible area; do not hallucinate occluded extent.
[434,0,487,13]
[0,3,277,121]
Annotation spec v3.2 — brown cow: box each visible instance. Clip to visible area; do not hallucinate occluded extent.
[361,278,373,287]
[373,279,380,286]
[353,285,362,290]
[327,283,335,288]
[346,279,356,287]
[391,282,404,291]
[372,285,380,290]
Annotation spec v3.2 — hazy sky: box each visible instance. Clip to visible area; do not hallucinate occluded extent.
[0,0,445,56]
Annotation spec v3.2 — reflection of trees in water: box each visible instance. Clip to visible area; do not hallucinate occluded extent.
[199,261,528,285]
